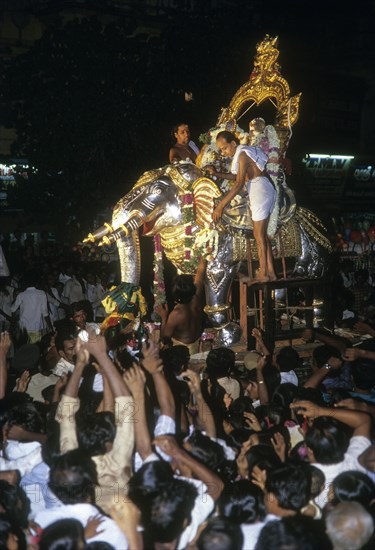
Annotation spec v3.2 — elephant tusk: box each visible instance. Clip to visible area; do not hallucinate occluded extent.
[82,232,95,244]
[83,223,114,244]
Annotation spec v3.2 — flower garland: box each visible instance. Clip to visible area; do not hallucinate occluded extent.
[153,234,166,306]
[181,191,200,273]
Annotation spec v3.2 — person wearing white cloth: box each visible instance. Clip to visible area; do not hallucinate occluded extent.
[209,130,277,284]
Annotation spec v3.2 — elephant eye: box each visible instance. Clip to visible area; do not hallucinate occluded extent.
[151,184,163,195]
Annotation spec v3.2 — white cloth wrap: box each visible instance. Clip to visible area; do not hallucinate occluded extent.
[230,144,268,174]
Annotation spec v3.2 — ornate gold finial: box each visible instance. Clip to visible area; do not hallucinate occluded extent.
[217,35,302,157]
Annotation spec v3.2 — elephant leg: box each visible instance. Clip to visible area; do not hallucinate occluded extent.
[203,234,242,346]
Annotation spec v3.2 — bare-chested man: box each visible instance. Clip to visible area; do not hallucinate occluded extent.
[207,130,277,284]
[169,122,200,163]
[155,258,206,354]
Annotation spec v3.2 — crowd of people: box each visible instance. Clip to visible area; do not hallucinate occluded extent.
[0,231,374,549]
[0,122,374,549]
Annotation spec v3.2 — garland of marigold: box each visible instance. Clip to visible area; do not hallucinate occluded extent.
[153,234,166,307]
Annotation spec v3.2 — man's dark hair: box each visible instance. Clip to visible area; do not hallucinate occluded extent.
[171,122,188,143]
[313,344,341,368]
[187,430,225,471]
[128,460,174,508]
[76,412,116,456]
[265,464,310,511]
[69,300,89,316]
[160,345,190,375]
[216,130,240,145]
[218,479,265,523]
[332,470,375,507]
[55,329,76,352]
[276,346,300,372]
[305,417,350,464]
[206,347,235,379]
[7,402,45,434]
[39,518,85,550]
[172,274,196,304]
[245,445,282,476]
[255,516,331,550]
[197,517,244,550]
[49,449,98,505]
[0,481,30,529]
[143,478,197,543]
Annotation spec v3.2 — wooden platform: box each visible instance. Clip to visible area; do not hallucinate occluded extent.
[238,277,333,353]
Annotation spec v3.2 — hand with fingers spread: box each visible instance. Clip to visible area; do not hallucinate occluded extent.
[122,363,146,397]
[141,340,163,375]
[84,514,105,540]
[251,465,267,492]
[79,328,107,360]
[290,400,322,419]
[16,370,31,393]
[243,411,262,431]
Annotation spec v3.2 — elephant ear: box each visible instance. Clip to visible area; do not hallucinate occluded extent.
[191,177,222,228]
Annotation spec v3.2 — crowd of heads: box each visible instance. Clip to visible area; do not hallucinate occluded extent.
[0,234,375,549]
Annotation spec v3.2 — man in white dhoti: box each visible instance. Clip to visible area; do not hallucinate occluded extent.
[207,130,277,283]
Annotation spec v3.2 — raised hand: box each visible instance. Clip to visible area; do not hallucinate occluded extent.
[123,363,146,396]
[84,514,105,540]
[184,368,202,396]
[141,340,163,374]
[271,431,286,462]
[0,332,11,358]
[15,370,31,393]
[243,411,261,431]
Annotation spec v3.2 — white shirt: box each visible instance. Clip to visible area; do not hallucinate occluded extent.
[177,477,215,550]
[280,370,299,386]
[21,461,62,518]
[0,441,42,477]
[53,357,75,377]
[11,287,48,332]
[35,503,128,548]
[62,277,84,304]
[314,435,371,508]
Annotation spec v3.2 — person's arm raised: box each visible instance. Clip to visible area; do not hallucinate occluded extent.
[0,332,11,399]
[82,330,130,397]
[184,368,216,438]
[290,400,371,439]
[153,434,224,501]
[123,364,152,460]
[193,257,207,299]
[141,341,175,420]
[64,338,89,398]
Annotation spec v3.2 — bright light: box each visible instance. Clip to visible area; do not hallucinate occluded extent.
[307,154,354,160]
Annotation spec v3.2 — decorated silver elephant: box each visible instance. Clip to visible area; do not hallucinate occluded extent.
[84,35,333,345]
[83,161,332,344]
